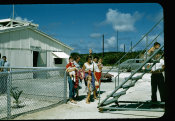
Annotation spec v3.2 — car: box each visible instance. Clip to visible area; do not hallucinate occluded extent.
[100,72,114,82]
[118,58,146,72]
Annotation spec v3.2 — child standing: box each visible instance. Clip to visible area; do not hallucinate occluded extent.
[86,75,93,104]
[97,58,103,72]
[95,58,103,89]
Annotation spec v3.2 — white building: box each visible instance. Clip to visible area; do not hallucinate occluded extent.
[0,18,73,68]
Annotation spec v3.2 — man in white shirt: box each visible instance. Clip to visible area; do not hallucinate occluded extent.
[0,53,4,72]
[150,54,165,103]
[2,56,10,72]
[1,56,10,94]
[0,53,5,94]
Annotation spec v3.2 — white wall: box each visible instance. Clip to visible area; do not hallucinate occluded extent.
[0,49,32,67]
[0,29,31,67]
[0,28,72,68]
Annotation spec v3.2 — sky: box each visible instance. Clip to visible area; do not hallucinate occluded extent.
[0,3,164,54]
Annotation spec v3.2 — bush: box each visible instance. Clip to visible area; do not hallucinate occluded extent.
[71,51,142,66]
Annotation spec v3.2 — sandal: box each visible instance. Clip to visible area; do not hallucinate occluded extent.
[94,97,98,100]
[70,100,77,104]
[86,101,90,104]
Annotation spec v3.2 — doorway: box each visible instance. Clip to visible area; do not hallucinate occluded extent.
[33,51,39,79]
[33,51,39,67]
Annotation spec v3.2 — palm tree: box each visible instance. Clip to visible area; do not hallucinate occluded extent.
[10,87,23,108]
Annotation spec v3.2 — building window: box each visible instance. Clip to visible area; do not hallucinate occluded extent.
[54,58,62,64]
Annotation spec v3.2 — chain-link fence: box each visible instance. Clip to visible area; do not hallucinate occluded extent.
[0,67,67,119]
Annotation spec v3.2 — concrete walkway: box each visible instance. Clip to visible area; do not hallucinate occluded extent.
[13,73,165,119]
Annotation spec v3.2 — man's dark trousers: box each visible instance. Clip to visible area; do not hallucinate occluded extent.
[151,73,165,102]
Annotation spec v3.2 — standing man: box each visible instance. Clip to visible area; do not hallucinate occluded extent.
[150,53,165,103]
[0,53,4,72]
[1,56,10,94]
[2,56,10,72]
[0,53,5,94]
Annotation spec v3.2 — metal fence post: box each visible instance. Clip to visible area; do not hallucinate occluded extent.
[63,70,67,103]
[7,71,12,119]
[115,76,116,89]
[146,35,148,60]
[118,61,120,87]
[118,72,120,87]
[98,78,101,105]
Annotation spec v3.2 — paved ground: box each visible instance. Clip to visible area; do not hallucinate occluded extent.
[13,72,165,120]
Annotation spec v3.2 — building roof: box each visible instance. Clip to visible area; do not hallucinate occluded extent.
[0,18,73,51]
[31,28,73,51]
[0,18,38,30]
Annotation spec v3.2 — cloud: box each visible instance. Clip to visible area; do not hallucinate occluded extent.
[15,16,29,22]
[120,44,125,50]
[154,11,163,22]
[107,36,116,46]
[105,36,116,49]
[146,10,163,22]
[89,33,102,38]
[15,16,34,23]
[142,34,164,44]
[105,9,142,32]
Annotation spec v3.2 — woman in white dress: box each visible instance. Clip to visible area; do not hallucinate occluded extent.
[83,56,97,100]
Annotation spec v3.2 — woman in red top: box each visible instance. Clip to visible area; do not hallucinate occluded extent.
[66,57,77,104]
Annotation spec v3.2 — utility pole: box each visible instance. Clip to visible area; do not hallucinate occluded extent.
[146,35,148,60]
[124,44,125,53]
[130,41,133,58]
[12,4,14,19]
[102,34,104,57]
[116,30,118,52]
[130,41,132,52]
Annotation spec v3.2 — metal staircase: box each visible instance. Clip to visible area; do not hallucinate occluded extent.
[97,18,165,112]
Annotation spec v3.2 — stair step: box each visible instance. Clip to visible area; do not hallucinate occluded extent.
[131,75,142,80]
[125,77,130,81]
[112,90,126,97]
[125,75,143,81]
[122,83,135,89]
[102,97,119,106]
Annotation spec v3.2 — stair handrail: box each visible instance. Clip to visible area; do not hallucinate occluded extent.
[98,17,163,106]
[100,31,163,101]
[98,44,164,108]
